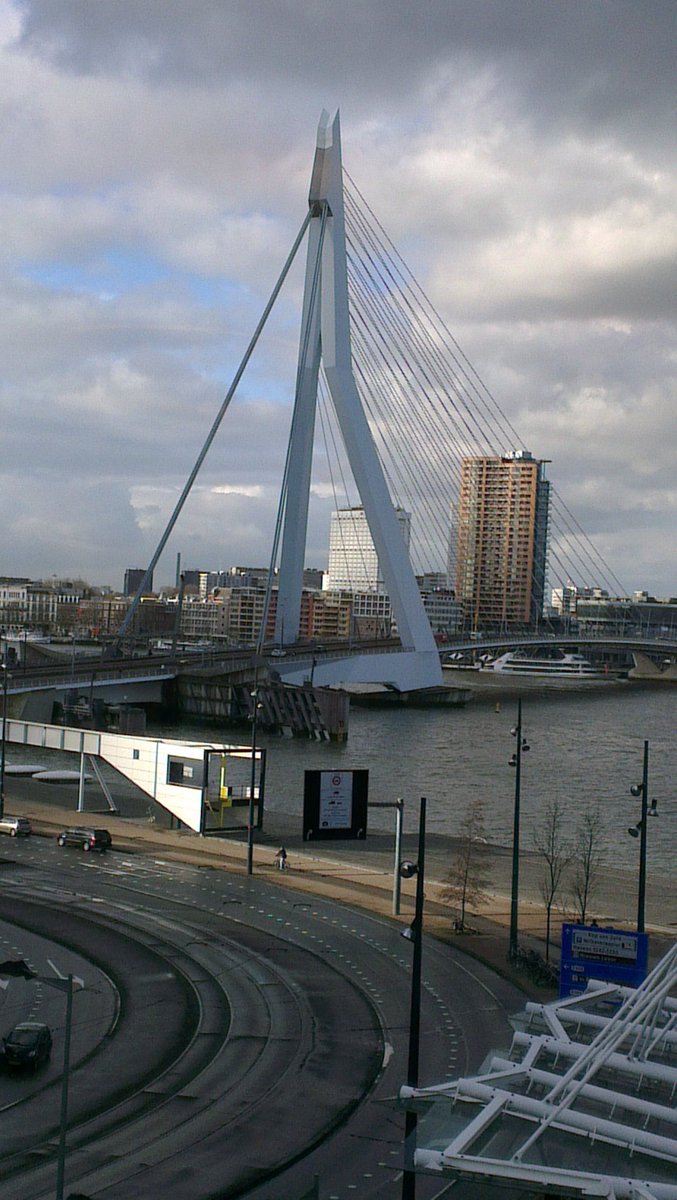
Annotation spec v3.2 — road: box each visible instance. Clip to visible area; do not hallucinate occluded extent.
[0,834,525,1199]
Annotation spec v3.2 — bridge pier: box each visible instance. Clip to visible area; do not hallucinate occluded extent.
[176,670,349,740]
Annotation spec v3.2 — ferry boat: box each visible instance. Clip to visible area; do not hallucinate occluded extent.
[442,650,621,690]
[488,651,609,678]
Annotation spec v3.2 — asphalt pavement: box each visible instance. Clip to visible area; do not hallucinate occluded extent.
[3,773,674,989]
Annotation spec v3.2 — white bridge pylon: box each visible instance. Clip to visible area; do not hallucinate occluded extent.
[276,111,442,692]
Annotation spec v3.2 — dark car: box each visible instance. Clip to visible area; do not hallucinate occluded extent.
[57,827,112,853]
[0,815,32,837]
[3,1022,52,1070]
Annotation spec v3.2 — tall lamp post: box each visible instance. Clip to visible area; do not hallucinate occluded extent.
[400,795,426,1200]
[51,973,77,1200]
[247,682,261,876]
[0,657,9,821]
[508,699,530,961]
[629,739,658,934]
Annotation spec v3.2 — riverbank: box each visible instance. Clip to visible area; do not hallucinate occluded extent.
[2,779,674,994]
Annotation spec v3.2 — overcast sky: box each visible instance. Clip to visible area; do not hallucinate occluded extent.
[1,0,675,595]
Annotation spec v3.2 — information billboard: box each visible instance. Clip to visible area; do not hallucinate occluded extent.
[560,923,649,997]
[303,769,369,840]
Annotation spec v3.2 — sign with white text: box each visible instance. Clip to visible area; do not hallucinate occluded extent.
[303,769,369,840]
[319,771,354,829]
[560,923,649,997]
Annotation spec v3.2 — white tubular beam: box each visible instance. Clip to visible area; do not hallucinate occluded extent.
[414,1151,677,1200]
[523,1003,677,1051]
[512,1031,677,1089]
[442,1093,507,1158]
[489,1055,677,1128]
[455,1080,677,1164]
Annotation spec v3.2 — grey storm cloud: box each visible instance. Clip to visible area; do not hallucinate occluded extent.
[1,0,675,593]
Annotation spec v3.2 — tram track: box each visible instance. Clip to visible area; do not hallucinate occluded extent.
[0,882,384,1199]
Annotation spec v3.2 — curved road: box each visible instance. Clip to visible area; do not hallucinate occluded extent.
[0,836,524,1199]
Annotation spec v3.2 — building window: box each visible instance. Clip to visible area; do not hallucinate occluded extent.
[167,757,201,788]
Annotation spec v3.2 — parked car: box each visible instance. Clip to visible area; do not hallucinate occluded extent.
[3,1022,52,1070]
[0,815,32,837]
[57,827,112,853]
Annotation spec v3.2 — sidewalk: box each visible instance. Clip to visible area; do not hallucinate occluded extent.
[2,784,673,998]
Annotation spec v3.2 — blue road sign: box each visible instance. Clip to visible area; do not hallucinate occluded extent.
[560,923,649,997]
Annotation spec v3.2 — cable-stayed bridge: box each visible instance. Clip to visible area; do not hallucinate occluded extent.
[117,111,643,694]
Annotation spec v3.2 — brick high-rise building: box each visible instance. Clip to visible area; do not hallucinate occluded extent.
[455,450,550,629]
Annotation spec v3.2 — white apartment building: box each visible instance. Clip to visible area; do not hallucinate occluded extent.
[179,593,231,642]
[551,582,578,616]
[0,578,29,625]
[324,506,411,593]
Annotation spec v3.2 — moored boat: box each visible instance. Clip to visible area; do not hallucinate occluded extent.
[443,650,622,690]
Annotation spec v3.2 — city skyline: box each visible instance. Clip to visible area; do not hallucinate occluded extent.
[1,2,675,593]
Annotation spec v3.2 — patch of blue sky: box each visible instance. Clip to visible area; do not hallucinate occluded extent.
[187,275,246,307]
[203,356,293,406]
[21,247,171,297]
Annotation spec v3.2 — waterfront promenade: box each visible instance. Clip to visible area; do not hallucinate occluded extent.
[3,777,674,988]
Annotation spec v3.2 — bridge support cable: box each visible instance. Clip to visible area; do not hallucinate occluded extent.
[342,225,470,578]
[342,174,627,600]
[344,179,607,597]
[345,172,521,451]
[346,205,547,582]
[316,375,385,598]
[348,320,454,577]
[349,183,628,598]
[348,181,625,598]
[344,215,470,498]
[344,243,480,580]
[116,209,312,646]
[344,196,498,460]
[345,260,467,569]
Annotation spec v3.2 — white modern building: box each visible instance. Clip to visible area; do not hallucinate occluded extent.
[551,581,578,616]
[324,506,411,593]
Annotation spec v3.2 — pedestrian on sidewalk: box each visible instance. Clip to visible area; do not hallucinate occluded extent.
[275,846,288,871]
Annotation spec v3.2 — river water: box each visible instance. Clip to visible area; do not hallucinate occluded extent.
[159,681,676,878]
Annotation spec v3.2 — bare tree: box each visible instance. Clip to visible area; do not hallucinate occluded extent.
[443,797,491,930]
[533,798,572,961]
[570,805,606,924]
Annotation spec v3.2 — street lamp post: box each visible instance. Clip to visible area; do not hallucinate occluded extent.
[0,657,9,821]
[366,798,405,914]
[400,795,427,1200]
[0,962,81,1200]
[629,739,658,934]
[508,698,530,961]
[54,974,75,1200]
[247,683,261,876]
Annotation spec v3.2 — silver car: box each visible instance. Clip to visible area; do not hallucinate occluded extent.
[0,815,32,837]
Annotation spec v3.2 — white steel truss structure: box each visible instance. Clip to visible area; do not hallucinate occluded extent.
[274,111,442,692]
[402,944,677,1199]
